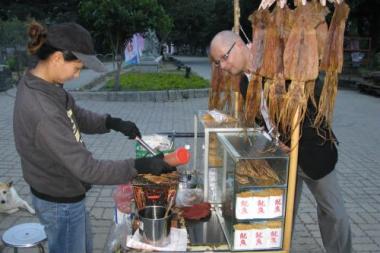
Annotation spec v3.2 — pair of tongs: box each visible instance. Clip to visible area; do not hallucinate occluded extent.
[135,136,158,156]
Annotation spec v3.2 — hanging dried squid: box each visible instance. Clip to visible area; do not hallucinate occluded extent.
[306,0,329,109]
[259,9,279,126]
[243,9,271,127]
[258,0,345,10]
[282,2,322,136]
[208,64,224,110]
[266,4,294,126]
[250,9,270,73]
[315,2,350,129]
[221,73,242,115]
[208,62,241,117]
[244,74,263,127]
[260,3,293,79]
[309,0,330,62]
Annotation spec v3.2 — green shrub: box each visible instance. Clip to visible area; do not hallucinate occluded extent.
[5,56,18,72]
[105,71,209,91]
[374,53,380,69]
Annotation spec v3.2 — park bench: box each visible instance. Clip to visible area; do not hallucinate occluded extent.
[169,56,192,78]
[357,71,380,96]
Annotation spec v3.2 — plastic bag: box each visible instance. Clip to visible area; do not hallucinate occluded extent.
[108,222,127,253]
[175,188,203,207]
[208,109,230,123]
[113,184,134,214]
[108,217,134,253]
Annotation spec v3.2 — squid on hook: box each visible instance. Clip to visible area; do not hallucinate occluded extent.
[259,0,344,9]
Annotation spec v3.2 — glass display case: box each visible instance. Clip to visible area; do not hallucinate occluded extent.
[215,131,289,251]
[193,110,258,204]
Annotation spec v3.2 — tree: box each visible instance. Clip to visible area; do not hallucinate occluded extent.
[0,18,27,81]
[159,0,223,55]
[346,0,380,53]
[0,0,80,23]
[79,0,172,90]
[159,0,259,55]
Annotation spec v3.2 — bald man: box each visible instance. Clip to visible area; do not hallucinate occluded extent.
[209,30,352,253]
[210,31,255,75]
[209,31,256,100]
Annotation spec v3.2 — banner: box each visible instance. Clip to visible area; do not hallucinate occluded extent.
[124,33,144,65]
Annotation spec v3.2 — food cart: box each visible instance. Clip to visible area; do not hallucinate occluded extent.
[110,0,350,251]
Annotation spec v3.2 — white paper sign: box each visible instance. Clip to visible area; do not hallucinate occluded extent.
[267,227,282,248]
[234,229,253,250]
[252,196,269,219]
[252,229,267,250]
[268,194,283,218]
[236,196,254,219]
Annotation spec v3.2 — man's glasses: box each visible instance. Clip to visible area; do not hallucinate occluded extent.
[214,42,236,67]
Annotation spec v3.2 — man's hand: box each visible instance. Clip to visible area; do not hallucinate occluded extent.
[135,154,177,175]
[106,116,141,139]
[279,141,290,153]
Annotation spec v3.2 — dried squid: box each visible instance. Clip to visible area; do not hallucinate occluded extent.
[259,10,278,79]
[259,9,280,126]
[242,10,271,126]
[208,64,224,110]
[244,74,262,127]
[282,3,322,135]
[265,4,294,126]
[315,2,350,129]
[250,9,270,73]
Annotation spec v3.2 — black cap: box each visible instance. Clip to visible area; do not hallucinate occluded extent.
[47,23,107,72]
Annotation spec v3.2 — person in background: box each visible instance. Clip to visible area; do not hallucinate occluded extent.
[209,30,351,253]
[13,21,175,253]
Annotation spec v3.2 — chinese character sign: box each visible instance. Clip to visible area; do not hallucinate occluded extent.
[267,228,282,248]
[234,230,254,250]
[268,194,283,218]
[254,196,268,218]
[236,196,254,219]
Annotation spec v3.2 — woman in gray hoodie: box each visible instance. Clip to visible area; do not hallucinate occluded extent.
[13,21,175,253]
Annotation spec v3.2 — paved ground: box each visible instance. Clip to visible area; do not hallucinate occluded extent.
[64,62,116,91]
[174,56,212,80]
[1,57,380,252]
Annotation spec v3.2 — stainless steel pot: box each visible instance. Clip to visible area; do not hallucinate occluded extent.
[138,205,172,247]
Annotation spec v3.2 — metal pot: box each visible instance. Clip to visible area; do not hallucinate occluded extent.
[138,205,172,247]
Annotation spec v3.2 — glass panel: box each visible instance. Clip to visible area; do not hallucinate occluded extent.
[217,131,289,251]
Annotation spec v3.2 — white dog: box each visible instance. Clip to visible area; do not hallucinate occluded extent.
[0,181,35,214]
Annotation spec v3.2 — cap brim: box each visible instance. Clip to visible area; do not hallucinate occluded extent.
[72,51,107,72]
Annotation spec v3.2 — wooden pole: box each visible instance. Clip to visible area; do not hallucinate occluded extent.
[233,0,240,34]
[233,0,240,118]
[283,108,301,251]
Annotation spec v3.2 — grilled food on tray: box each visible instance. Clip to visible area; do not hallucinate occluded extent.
[133,171,179,185]
[133,172,179,209]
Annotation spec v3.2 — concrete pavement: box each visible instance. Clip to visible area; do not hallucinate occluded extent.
[1,57,380,252]
[174,56,212,80]
[64,62,116,91]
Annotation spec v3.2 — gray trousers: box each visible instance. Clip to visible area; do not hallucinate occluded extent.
[294,168,352,253]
